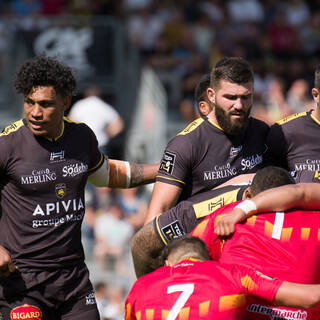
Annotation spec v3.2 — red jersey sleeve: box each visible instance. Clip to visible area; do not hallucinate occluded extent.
[235,266,283,304]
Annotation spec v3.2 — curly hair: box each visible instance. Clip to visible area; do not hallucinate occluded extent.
[14,54,77,97]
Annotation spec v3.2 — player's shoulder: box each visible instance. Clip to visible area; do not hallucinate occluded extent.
[64,117,93,131]
[0,119,25,138]
[176,118,205,136]
[275,111,310,126]
[133,265,169,289]
[248,117,270,131]
[64,117,96,138]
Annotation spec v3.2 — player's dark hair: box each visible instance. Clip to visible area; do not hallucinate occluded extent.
[315,64,320,90]
[14,54,77,97]
[250,166,295,197]
[160,235,210,265]
[195,73,210,104]
[210,57,254,89]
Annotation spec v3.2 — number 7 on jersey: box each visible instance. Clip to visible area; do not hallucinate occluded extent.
[166,283,194,320]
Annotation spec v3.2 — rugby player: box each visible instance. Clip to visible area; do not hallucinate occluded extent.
[191,179,320,319]
[146,57,269,223]
[194,73,212,117]
[126,235,320,320]
[266,64,320,183]
[0,54,158,319]
[131,167,290,278]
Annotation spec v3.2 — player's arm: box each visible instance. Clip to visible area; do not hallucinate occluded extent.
[274,281,320,309]
[131,220,165,278]
[88,157,159,188]
[145,181,182,224]
[213,173,255,189]
[215,183,320,236]
[108,159,159,188]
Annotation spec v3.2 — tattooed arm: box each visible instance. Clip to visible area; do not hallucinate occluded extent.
[131,221,165,278]
[108,159,159,188]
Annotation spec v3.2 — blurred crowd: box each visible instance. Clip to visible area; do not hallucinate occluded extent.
[1,0,320,319]
[80,184,148,320]
[0,0,319,125]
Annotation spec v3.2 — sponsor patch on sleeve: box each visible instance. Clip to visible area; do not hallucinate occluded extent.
[159,151,176,175]
[161,220,185,242]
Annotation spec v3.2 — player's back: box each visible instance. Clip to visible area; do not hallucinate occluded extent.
[192,202,320,320]
[125,259,279,320]
[220,205,320,283]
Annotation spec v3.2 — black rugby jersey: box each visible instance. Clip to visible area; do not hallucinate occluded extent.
[0,118,104,272]
[157,117,269,200]
[155,184,247,245]
[266,110,320,182]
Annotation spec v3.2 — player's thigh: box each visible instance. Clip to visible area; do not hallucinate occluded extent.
[0,296,55,320]
[60,293,100,320]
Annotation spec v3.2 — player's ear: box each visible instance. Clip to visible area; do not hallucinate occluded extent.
[243,187,252,199]
[312,88,319,103]
[165,259,171,266]
[207,87,215,104]
[199,101,210,116]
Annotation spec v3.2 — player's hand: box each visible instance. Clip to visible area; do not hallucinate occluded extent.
[0,245,17,277]
[214,208,246,236]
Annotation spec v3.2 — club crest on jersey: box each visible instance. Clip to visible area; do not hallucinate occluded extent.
[159,151,176,174]
[229,146,242,158]
[55,183,66,199]
[10,304,42,320]
[50,150,65,162]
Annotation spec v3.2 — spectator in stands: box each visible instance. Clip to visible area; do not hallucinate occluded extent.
[68,84,124,157]
[94,282,109,320]
[94,202,134,272]
[287,78,313,113]
[115,187,148,231]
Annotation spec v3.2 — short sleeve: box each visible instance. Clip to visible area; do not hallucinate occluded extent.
[156,135,192,188]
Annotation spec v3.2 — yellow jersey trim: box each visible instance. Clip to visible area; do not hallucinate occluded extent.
[64,116,81,124]
[0,119,24,136]
[276,111,307,125]
[193,188,240,219]
[88,153,104,172]
[207,118,224,131]
[177,118,204,136]
[46,120,65,142]
[155,215,167,245]
[156,175,186,185]
[311,114,320,126]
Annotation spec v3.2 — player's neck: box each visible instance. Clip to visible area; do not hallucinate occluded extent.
[314,104,320,121]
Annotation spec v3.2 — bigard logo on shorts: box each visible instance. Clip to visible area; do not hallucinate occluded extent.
[10,304,42,320]
[159,151,176,174]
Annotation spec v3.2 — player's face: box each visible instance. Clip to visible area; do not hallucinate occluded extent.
[208,80,253,135]
[24,86,69,139]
